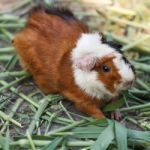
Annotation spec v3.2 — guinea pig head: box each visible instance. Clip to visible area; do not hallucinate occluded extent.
[95,53,135,96]
[72,33,135,100]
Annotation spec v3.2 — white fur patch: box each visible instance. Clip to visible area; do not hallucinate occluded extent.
[113,54,135,90]
[73,68,113,99]
[71,33,115,61]
[71,32,135,100]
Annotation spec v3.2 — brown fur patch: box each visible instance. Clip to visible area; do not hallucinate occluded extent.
[12,8,108,119]
[94,56,121,93]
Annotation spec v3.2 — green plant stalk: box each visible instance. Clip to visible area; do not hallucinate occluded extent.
[0,34,9,43]
[0,75,29,93]
[0,28,14,39]
[47,120,86,135]
[0,15,25,23]
[28,97,51,134]
[121,35,150,51]
[0,47,14,53]
[1,98,23,133]
[139,107,150,112]
[120,103,150,112]
[139,111,150,116]
[80,147,90,150]
[44,113,57,135]
[131,62,150,73]
[59,101,74,122]
[26,130,36,150]
[0,0,31,14]
[9,139,94,148]
[136,79,150,91]
[0,14,19,21]
[49,132,73,136]
[103,32,150,53]
[126,117,138,125]
[4,54,18,71]
[0,110,22,128]
[97,10,149,30]
[0,55,13,61]
[5,128,10,150]
[106,6,136,16]
[0,71,28,78]
[9,0,31,12]
[109,17,149,30]
[0,23,24,28]
[129,88,149,95]
[4,138,150,148]
[0,81,72,125]
[128,139,150,147]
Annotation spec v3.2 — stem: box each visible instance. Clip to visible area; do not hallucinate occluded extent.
[44,113,57,135]
[0,14,19,21]
[0,71,28,78]
[0,55,13,61]
[120,103,150,112]
[5,138,150,148]
[106,6,135,16]
[9,0,31,12]
[128,139,150,147]
[139,111,150,117]
[10,139,94,147]
[26,130,36,150]
[1,98,23,132]
[103,32,150,54]
[59,101,74,122]
[0,28,14,39]
[129,88,149,95]
[136,79,150,91]
[28,97,51,134]
[121,35,150,51]
[0,75,29,93]
[0,111,22,128]
[47,120,86,135]
[4,54,18,71]
[131,62,150,73]
[0,47,14,53]
[109,17,149,30]
[0,23,24,28]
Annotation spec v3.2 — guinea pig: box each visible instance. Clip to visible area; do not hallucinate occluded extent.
[12,7,136,119]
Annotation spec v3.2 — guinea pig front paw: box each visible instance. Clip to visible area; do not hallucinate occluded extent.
[110,109,121,121]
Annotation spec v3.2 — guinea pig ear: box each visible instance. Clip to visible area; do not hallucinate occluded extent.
[75,54,96,71]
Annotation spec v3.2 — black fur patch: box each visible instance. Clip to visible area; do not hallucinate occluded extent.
[100,34,135,73]
[30,6,77,21]
[101,35,123,54]
[45,7,76,20]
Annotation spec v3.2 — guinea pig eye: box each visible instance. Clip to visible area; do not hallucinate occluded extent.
[101,65,111,73]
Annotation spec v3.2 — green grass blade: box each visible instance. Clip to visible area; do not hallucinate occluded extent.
[4,54,18,71]
[127,129,150,142]
[4,128,10,150]
[103,98,124,112]
[115,121,128,150]
[26,130,36,150]
[72,125,105,138]
[41,137,64,150]
[91,122,115,150]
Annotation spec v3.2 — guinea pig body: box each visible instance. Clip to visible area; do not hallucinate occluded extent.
[13,7,135,119]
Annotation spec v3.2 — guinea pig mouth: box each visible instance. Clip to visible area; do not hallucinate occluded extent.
[124,82,133,89]
[117,81,133,92]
